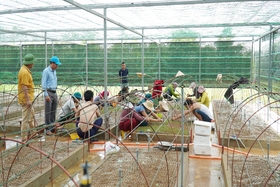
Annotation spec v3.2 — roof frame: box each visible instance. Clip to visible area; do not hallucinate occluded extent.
[0,0,278,15]
[1,0,280,42]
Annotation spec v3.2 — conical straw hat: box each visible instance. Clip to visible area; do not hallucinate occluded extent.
[175,71,184,77]
[136,72,146,78]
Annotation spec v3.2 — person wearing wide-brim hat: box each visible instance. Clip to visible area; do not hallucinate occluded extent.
[196,86,210,108]
[187,82,200,99]
[18,53,41,140]
[134,100,163,126]
[55,92,83,127]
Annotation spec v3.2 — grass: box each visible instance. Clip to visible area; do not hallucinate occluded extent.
[62,123,76,129]
[136,122,190,135]
[62,121,190,136]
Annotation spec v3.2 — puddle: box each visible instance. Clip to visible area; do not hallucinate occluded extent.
[188,159,224,187]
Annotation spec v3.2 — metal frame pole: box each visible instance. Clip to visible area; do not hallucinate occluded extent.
[180,85,185,187]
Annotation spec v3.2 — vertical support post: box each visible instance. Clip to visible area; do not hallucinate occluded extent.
[121,40,123,62]
[258,38,261,90]
[20,42,22,66]
[268,25,273,92]
[141,29,144,90]
[44,32,47,68]
[267,142,270,160]
[104,8,109,140]
[267,25,273,122]
[199,38,201,84]
[85,42,88,88]
[250,37,254,98]
[158,40,161,80]
[147,129,150,152]
[136,142,139,170]
[180,85,185,187]
[117,159,122,187]
[52,41,54,56]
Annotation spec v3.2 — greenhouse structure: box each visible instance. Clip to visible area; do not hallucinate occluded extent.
[0,0,280,187]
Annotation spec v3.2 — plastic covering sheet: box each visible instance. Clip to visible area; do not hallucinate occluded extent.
[0,0,280,42]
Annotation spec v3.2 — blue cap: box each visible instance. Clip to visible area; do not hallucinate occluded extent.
[145,93,152,99]
[73,92,82,100]
[50,56,61,65]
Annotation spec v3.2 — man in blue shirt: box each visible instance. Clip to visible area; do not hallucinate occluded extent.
[41,56,61,135]
[119,62,128,89]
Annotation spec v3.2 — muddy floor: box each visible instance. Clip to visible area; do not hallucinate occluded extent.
[90,147,180,187]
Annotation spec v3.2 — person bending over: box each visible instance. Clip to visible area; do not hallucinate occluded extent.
[172,98,214,122]
[119,102,145,132]
[163,82,180,101]
[134,100,163,126]
[56,92,82,127]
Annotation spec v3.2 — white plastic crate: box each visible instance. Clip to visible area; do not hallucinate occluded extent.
[193,142,212,155]
[194,122,211,136]
[194,134,211,145]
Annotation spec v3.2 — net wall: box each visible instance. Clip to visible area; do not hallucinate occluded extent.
[0,40,264,89]
[253,30,280,92]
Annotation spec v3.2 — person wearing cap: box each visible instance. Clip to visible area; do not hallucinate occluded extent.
[119,62,129,89]
[196,86,210,108]
[137,92,153,105]
[134,100,163,126]
[55,92,82,127]
[163,82,180,101]
[76,90,103,142]
[41,56,61,135]
[187,82,200,99]
[18,54,41,140]
[172,98,214,123]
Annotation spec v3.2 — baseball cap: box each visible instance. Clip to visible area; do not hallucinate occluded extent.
[50,56,61,65]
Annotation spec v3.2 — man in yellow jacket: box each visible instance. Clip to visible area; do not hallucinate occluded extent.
[18,54,40,140]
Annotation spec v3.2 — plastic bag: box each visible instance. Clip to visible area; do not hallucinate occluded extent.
[104,141,120,155]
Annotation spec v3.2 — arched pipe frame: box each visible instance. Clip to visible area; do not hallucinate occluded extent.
[0,82,193,186]
[219,91,280,186]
